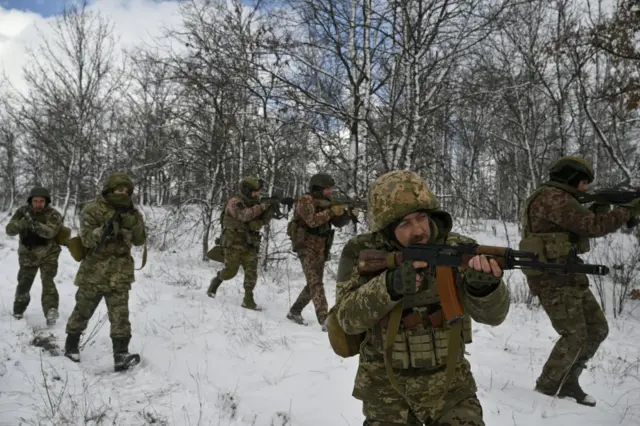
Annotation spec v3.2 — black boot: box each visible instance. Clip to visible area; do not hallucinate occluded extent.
[207,276,223,298]
[64,334,81,363]
[112,336,140,372]
[558,365,596,407]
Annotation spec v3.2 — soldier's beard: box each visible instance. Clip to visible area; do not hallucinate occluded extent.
[410,234,429,244]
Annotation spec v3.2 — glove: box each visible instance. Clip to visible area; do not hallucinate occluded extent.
[464,269,501,297]
[351,207,361,216]
[330,204,345,216]
[18,217,32,231]
[120,212,138,229]
[385,261,420,300]
[249,220,264,232]
[589,203,610,214]
[621,198,640,217]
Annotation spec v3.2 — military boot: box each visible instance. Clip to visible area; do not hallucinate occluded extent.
[286,311,308,326]
[112,337,140,372]
[64,334,81,363]
[241,290,262,311]
[207,277,223,298]
[558,365,596,407]
[46,308,59,326]
[534,372,560,397]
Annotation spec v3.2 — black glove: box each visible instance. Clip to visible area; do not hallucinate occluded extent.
[465,269,501,297]
[589,203,610,214]
[385,261,419,300]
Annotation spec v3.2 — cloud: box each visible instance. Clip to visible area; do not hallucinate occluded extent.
[0,0,184,94]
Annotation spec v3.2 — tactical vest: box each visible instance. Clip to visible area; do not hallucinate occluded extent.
[293,193,333,236]
[519,181,590,277]
[221,195,262,248]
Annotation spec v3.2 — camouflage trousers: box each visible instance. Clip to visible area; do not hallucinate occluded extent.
[289,249,328,323]
[536,286,608,388]
[363,396,484,425]
[13,262,59,316]
[66,285,131,339]
[217,246,258,292]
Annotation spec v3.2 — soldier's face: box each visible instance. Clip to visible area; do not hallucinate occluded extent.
[322,187,333,197]
[251,190,259,198]
[578,180,589,192]
[31,197,46,211]
[114,186,129,195]
[394,212,431,247]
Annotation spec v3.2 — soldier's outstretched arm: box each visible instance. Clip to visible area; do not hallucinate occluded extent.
[459,269,510,326]
[296,195,332,228]
[545,189,631,237]
[32,210,63,239]
[79,205,104,249]
[334,240,399,335]
[5,209,23,236]
[227,198,266,222]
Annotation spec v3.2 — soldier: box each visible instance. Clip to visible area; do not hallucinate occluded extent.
[285,173,353,331]
[207,177,272,311]
[5,187,64,326]
[520,156,640,406]
[64,172,146,372]
[331,170,509,425]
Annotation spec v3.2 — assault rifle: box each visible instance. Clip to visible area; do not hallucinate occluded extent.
[575,186,640,227]
[248,191,296,220]
[95,208,133,254]
[358,243,609,325]
[23,211,38,232]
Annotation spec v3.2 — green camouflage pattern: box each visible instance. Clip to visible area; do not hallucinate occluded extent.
[66,285,131,339]
[74,197,146,291]
[6,204,63,315]
[215,246,259,292]
[221,195,268,248]
[333,171,509,424]
[102,172,134,194]
[366,171,448,233]
[535,286,608,392]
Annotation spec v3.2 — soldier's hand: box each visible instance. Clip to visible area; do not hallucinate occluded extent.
[465,255,502,296]
[468,255,502,277]
[17,217,31,230]
[330,204,346,216]
[622,198,640,217]
[589,203,610,214]
[120,212,138,229]
[385,260,428,300]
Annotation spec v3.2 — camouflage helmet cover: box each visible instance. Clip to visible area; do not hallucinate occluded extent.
[102,172,134,195]
[239,177,264,194]
[367,170,452,233]
[28,186,51,204]
[549,156,594,183]
[309,173,335,190]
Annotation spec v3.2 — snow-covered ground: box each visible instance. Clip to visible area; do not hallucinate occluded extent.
[1,208,640,426]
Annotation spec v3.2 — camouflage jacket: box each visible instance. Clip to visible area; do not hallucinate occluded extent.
[5,204,63,264]
[221,194,268,249]
[293,193,350,254]
[333,230,509,412]
[523,184,631,292]
[75,196,146,289]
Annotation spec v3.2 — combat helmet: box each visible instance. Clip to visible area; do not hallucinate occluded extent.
[102,172,134,195]
[27,186,51,205]
[239,177,264,197]
[309,173,335,191]
[549,156,594,184]
[367,170,452,234]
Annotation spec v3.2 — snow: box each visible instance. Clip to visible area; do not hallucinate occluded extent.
[1,209,640,425]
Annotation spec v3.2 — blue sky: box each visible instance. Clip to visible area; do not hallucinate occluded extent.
[1,0,71,17]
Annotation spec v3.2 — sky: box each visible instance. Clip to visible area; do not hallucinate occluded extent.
[0,0,183,93]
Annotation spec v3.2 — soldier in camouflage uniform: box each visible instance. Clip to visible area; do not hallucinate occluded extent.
[5,187,64,326]
[207,177,273,311]
[286,173,353,331]
[333,170,509,425]
[520,156,640,406]
[64,172,147,372]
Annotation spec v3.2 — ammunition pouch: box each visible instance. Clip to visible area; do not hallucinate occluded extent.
[374,308,470,370]
[287,221,304,252]
[519,232,589,277]
[67,236,86,262]
[248,220,264,232]
[327,306,365,358]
